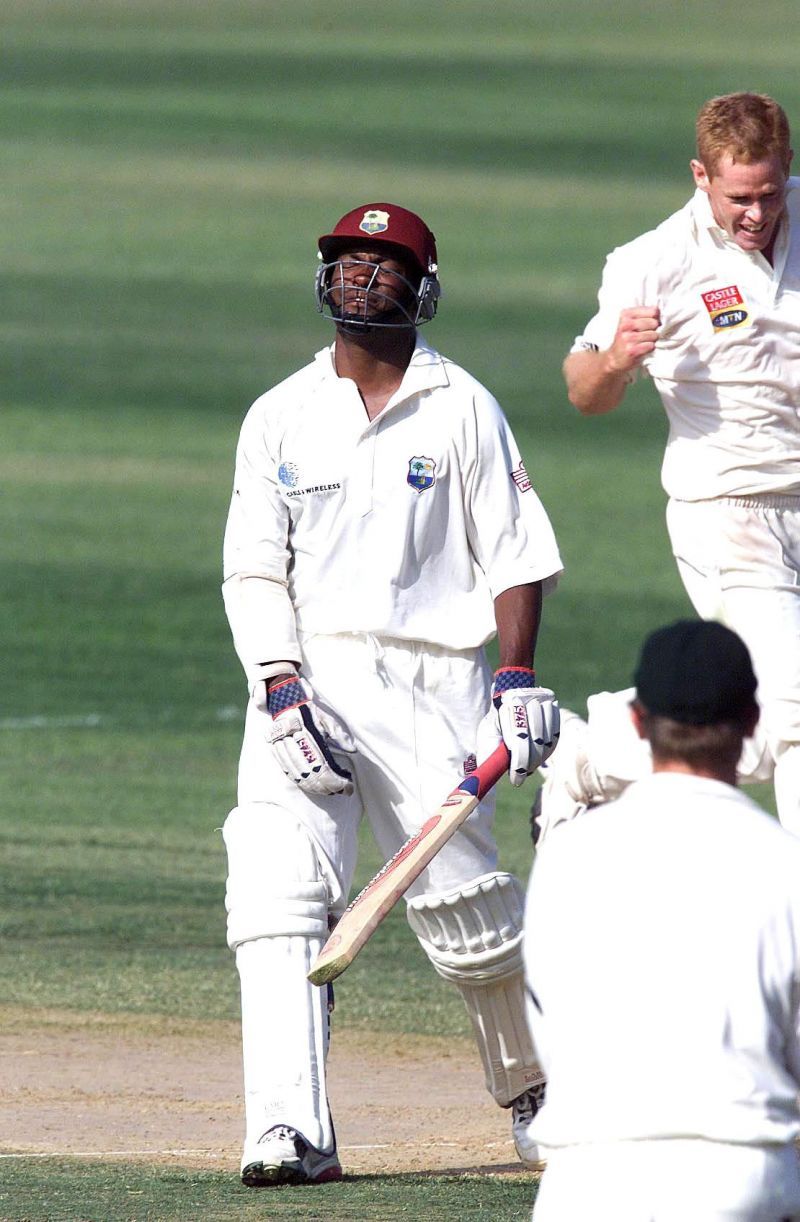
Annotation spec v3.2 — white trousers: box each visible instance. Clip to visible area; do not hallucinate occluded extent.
[667,497,800,832]
[235,631,500,905]
[532,1139,800,1221]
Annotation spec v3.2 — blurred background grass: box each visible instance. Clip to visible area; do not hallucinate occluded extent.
[1,0,790,1041]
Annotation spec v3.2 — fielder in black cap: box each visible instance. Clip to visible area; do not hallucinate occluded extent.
[630,618,760,786]
[523,619,800,1218]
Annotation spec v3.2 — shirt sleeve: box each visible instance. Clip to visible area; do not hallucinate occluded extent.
[221,400,301,688]
[463,390,563,599]
[571,243,650,364]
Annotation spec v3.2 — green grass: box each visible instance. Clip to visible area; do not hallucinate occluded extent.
[0,1160,538,1222]
[0,0,788,1214]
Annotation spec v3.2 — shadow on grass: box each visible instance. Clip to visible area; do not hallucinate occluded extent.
[340,1162,538,1180]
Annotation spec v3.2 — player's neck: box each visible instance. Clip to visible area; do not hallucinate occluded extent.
[652,758,738,787]
[763,233,777,267]
[334,328,415,420]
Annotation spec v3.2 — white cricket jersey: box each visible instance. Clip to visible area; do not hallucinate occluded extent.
[524,773,800,1148]
[223,337,562,685]
[573,181,800,500]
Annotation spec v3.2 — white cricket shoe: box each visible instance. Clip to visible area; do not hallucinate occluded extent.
[511,1082,547,1169]
[241,1124,343,1187]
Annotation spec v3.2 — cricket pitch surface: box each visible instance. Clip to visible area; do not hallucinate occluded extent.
[0,1007,529,1177]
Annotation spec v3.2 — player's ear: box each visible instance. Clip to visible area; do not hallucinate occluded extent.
[629,699,648,740]
[690,159,711,192]
[743,699,760,740]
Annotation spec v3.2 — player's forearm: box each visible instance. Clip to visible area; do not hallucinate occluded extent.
[562,349,630,415]
[221,572,301,688]
[494,582,543,669]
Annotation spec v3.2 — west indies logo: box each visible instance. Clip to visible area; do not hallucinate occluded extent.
[359,209,390,236]
[407,456,436,493]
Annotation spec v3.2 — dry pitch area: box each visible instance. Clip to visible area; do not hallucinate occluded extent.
[0,1008,527,1178]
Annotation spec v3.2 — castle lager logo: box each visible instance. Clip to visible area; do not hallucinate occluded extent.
[701,285,751,330]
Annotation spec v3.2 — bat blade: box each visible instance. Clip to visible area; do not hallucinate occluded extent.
[307,744,510,986]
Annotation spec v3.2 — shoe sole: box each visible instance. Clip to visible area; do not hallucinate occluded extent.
[241,1160,343,1188]
[517,1154,547,1172]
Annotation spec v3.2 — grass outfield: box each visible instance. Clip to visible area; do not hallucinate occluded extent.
[0,1161,537,1222]
[1,0,789,1216]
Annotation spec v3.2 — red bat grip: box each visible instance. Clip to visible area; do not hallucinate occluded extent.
[457,743,511,800]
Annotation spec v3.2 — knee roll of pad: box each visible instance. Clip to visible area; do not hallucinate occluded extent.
[406,871,525,984]
[224,806,328,949]
[408,872,540,1106]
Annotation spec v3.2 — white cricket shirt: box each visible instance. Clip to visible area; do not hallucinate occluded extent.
[573,182,800,500]
[223,338,562,685]
[524,773,800,1147]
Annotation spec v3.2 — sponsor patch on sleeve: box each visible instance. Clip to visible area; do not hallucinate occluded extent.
[511,460,532,493]
[701,285,751,330]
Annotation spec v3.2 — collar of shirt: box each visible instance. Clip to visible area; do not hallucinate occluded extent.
[313,335,451,405]
[622,769,754,809]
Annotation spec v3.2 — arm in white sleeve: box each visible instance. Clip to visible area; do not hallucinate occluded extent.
[221,573,300,689]
[463,391,563,602]
[564,241,659,413]
[222,400,301,689]
[573,242,652,355]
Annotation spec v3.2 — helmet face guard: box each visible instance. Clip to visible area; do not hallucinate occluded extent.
[314,256,440,330]
[315,203,441,330]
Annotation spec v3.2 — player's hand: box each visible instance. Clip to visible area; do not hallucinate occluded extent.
[606,306,661,373]
[477,667,560,787]
[263,675,355,797]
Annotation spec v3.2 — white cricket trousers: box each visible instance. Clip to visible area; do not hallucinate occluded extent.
[667,496,800,834]
[234,630,501,907]
[532,1139,800,1221]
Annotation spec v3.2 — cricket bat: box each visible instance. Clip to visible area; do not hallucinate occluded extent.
[307,743,510,986]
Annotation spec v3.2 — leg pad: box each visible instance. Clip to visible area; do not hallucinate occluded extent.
[407,873,543,1105]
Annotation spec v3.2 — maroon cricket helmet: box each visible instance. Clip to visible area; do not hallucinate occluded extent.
[318,203,438,276]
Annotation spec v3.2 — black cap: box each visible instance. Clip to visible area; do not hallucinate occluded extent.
[634,619,757,725]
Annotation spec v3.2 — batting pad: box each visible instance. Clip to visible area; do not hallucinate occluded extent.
[407,873,543,1105]
[224,806,335,1156]
[406,871,525,981]
[223,806,328,949]
[236,935,334,1158]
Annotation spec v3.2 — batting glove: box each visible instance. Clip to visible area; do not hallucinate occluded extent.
[477,667,560,787]
[263,675,355,797]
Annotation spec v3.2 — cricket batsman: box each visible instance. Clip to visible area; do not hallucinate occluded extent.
[220,202,563,1185]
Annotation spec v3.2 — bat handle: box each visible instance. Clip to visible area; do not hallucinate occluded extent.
[461,744,510,798]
